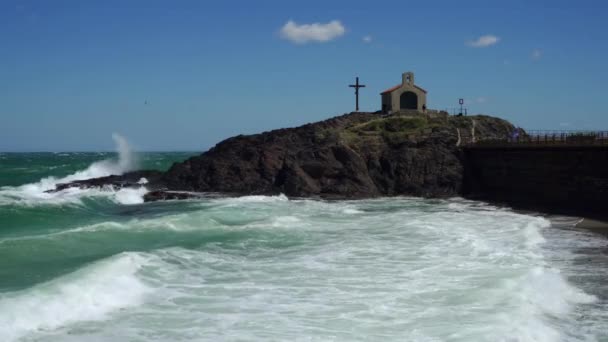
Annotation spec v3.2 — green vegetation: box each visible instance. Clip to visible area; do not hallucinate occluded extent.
[348,116,429,133]
[339,115,444,147]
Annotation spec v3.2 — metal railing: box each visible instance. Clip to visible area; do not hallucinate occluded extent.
[444,108,469,116]
[467,130,608,147]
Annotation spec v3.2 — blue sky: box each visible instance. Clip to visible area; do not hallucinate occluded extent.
[1,0,607,151]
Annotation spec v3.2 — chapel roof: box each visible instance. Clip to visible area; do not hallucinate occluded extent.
[380,84,427,95]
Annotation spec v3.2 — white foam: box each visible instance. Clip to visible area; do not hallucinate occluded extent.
[114,187,148,205]
[1,197,603,341]
[493,266,598,342]
[0,252,153,341]
[0,134,142,206]
[525,267,596,315]
[228,193,289,203]
[523,217,550,247]
[270,215,301,228]
[342,208,364,214]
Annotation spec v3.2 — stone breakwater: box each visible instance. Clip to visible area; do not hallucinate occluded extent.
[463,145,608,220]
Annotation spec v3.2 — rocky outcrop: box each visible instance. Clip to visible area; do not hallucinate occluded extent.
[46,112,517,201]
[46,170,164,193]
[160,112,516,198]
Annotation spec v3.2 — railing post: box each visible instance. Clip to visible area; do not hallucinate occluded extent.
[489,129,608,147]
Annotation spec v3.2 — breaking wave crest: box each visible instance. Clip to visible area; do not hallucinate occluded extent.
[0,252,153,341]
[0,134,145,206]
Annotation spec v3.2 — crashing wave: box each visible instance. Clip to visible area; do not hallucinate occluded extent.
[0,252,153,341]
[0,134,146,206]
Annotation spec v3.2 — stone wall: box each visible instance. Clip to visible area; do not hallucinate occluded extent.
[462,146,608,219]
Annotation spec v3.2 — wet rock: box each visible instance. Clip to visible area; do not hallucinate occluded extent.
[143,190,201,202]
[46,170,164,193]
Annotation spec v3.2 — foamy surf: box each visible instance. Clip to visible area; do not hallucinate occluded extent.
[0,134,146,206]
[0,252,153,342]
[2,197,603,341]
[0,161,606,342]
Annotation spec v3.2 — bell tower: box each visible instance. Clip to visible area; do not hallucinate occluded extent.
[402,72,415,86]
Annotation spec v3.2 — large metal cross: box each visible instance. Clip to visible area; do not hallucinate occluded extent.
[349,77,366,111]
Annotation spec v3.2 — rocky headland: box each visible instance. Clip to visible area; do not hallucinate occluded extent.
[48,112,517,201]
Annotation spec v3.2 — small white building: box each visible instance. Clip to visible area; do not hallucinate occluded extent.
[380,72,427,113]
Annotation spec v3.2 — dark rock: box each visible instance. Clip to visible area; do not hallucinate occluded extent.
[161,112,516,198]
[46,170,164,193]
[143,190,202,202]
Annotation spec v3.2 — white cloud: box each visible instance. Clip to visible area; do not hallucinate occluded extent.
[279,20,346,44]
[467,35,500,48]
[362,35,372,43]
[531,48,542,60]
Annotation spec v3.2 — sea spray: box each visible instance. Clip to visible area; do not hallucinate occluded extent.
[0,134,143,205]
[111,133,137,174]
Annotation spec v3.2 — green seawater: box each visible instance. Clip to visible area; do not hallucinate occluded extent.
[0,151,607,341]
[0,152,196,288]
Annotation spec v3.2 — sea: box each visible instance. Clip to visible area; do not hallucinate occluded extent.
[1,137,607,341]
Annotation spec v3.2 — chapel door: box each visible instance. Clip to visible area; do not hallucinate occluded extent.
[400,92,418,110]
